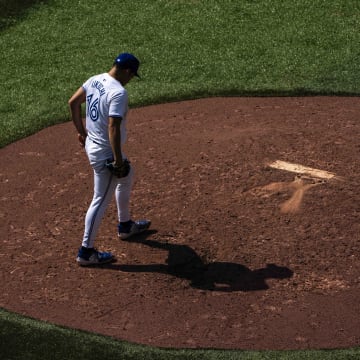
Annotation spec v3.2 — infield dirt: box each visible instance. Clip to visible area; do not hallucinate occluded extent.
[0,97,359,350]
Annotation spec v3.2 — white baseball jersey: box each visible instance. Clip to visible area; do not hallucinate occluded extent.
[82,73,128,151]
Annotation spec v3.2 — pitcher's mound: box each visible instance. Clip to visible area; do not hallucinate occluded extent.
[0,97,359,350]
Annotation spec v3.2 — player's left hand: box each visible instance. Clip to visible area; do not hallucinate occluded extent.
[105,159,131,178]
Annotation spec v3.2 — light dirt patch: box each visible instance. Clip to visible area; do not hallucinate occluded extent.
[250,176,323,213]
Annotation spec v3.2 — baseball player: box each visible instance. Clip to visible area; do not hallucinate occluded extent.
[68,52,151,266]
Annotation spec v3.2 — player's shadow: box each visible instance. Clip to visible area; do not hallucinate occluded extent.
[106,232,293,292]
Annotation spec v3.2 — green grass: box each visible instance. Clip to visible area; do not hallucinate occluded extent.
[0,0,47,30]
[1,0,360,147]
[1,308,359,360]
[1,0,360,359]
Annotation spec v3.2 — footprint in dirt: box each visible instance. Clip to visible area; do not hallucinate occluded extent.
[249,176,324,213]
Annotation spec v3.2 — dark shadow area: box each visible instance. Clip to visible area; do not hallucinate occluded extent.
[103,233,293,292]
[0,0,47,31]
[135,89,360,108]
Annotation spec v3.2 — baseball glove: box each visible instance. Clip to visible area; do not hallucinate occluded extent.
[105,159,131,178]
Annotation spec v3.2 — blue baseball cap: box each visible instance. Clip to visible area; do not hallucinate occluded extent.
[114,53,140,77]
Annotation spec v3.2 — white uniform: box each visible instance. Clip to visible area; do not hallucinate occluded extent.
[82,73,134,248]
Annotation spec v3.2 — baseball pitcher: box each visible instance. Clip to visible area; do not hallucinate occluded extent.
[68,53,150,266]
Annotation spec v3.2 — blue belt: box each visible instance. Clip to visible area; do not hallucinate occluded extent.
[89,138,101,146]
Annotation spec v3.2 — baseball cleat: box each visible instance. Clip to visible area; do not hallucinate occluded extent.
[76,247,114,266]
[118,219,151,240]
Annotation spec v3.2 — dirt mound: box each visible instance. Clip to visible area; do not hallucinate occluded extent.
[1,97,359,350]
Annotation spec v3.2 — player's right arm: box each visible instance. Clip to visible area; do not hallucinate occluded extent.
[68,87,87,147]
[108,116,123,166]
[108,89,128,166]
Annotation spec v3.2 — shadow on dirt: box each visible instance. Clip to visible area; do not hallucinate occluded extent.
[103,231,293,292]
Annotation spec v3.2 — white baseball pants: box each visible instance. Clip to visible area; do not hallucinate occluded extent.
[82,138,134,248]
